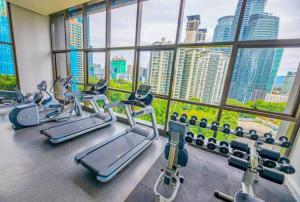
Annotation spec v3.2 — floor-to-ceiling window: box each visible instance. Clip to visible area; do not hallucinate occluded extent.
[50,0,300,155]
[0,0,17,90]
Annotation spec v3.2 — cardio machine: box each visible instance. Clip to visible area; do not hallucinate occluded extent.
[40,79,116,144]
[74,84,159,182]
[154,120,188,202]
[8,75,80,129]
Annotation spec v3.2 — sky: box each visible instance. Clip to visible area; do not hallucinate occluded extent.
[88,0,300,76]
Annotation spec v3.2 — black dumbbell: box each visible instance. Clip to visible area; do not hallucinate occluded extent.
[189,115,197,125]
[199,118,207,128]
[185,132,194,143]
[232,150,246,159]
[207,137,217,150]
[264,133,275,144]
[196,134,205,146]
[262,159,277,168]
[249,129,259,140]
[179,114,187,123]
[219,141,229,154]
[279,136,292,148]
[278,156,295,174]
[222,124,231,134]
[211,121,218,131]
[171,112,179,121]
[236,127,244,137]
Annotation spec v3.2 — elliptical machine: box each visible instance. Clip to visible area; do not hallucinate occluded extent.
[154,120,189,202]
[9,75,81,129]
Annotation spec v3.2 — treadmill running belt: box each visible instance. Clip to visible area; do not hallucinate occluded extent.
[80,132,146,175]
[42,117,105,140]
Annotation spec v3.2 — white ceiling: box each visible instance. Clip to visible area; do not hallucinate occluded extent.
[7,0,91,15]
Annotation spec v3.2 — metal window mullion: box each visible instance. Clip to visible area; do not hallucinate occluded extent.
[105,0,112,81]
[133,0,143,92]
[7,2,20,89]
[216,0,248,122]
[64,10,71,75]
[82,3,88,88]
[164,0,185,131]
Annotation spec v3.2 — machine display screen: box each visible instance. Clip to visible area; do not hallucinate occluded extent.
[137,85,151,96]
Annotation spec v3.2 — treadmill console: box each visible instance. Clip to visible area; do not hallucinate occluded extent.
[94,79,108,91]
[135,85,151,100]
[84,79,108,95]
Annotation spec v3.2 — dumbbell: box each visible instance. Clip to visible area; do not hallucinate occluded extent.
[207,137,217,150]
[179,114,187,123]
[278,156,295,174]
[279,136,292,148]
[235,127,244,137]
[222,124,231,134]
[211,121,219,131]
[219,141,229,154]
[262,159,277,168]
[189,116,197,125]
[171,112,178,121]
[264,133,275,144]
[249,129,259,140]
[199,118,207,128]
[185,132,194,143]
[232,150,247,159]
[196,134,205,146]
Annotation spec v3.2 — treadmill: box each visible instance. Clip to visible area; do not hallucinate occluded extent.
[40,79,116,144]
[74,84,159,182]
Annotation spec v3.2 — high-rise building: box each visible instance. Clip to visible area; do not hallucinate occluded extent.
[196,28,207,42]
[184,15,201,43]
[267,48,283,93]
[139,66,148,83]
[281,72,296,95]
[69,18,84,85]
[213,16,234,42]
[0,0,14,76]
[111,56,127,79]
[148,38,173,95]
[229,0,281,102]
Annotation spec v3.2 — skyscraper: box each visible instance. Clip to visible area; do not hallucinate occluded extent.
[111,56,127,80]
[281,72,296,95]
[184,15,201,43]
[213,16,234,42]
[148,38,173,95]
[229,0,281,102]
[69,17,84,86]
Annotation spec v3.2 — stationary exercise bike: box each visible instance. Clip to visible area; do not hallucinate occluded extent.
[9,75,82,129]
[154,120,188,202]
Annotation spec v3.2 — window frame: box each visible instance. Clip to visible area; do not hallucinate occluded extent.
[50,0,300,156]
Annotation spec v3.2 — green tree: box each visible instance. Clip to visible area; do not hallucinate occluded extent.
[0,74,17,90]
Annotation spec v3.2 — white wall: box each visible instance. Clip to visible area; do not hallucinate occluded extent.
[286,128,300,201]
[10,4,53,93]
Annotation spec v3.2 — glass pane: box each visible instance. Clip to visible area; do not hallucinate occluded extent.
[52,14,66,50]
[107,90,130,114]
[228,47,300,114]
[220,110,292,152]
[140,0,180,45]
[109,50,134,91]
[170,101,218,139]
[0,44,15,90]
[111,0,137,47]
[68,51,84,86]
[87,1,106,48]
[55,53,67,78]
[88,52,105,84]
[139,50,174,95]
[180,0,238,43]
[173,47,232,105]
[0,0,11,43]
[68,7,83,49]
[238,0,300,41]
[137,98,167,126]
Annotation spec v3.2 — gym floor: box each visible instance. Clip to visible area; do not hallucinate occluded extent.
[0,111,296,202]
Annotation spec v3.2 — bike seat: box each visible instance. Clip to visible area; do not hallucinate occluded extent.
[234,192,264,202]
